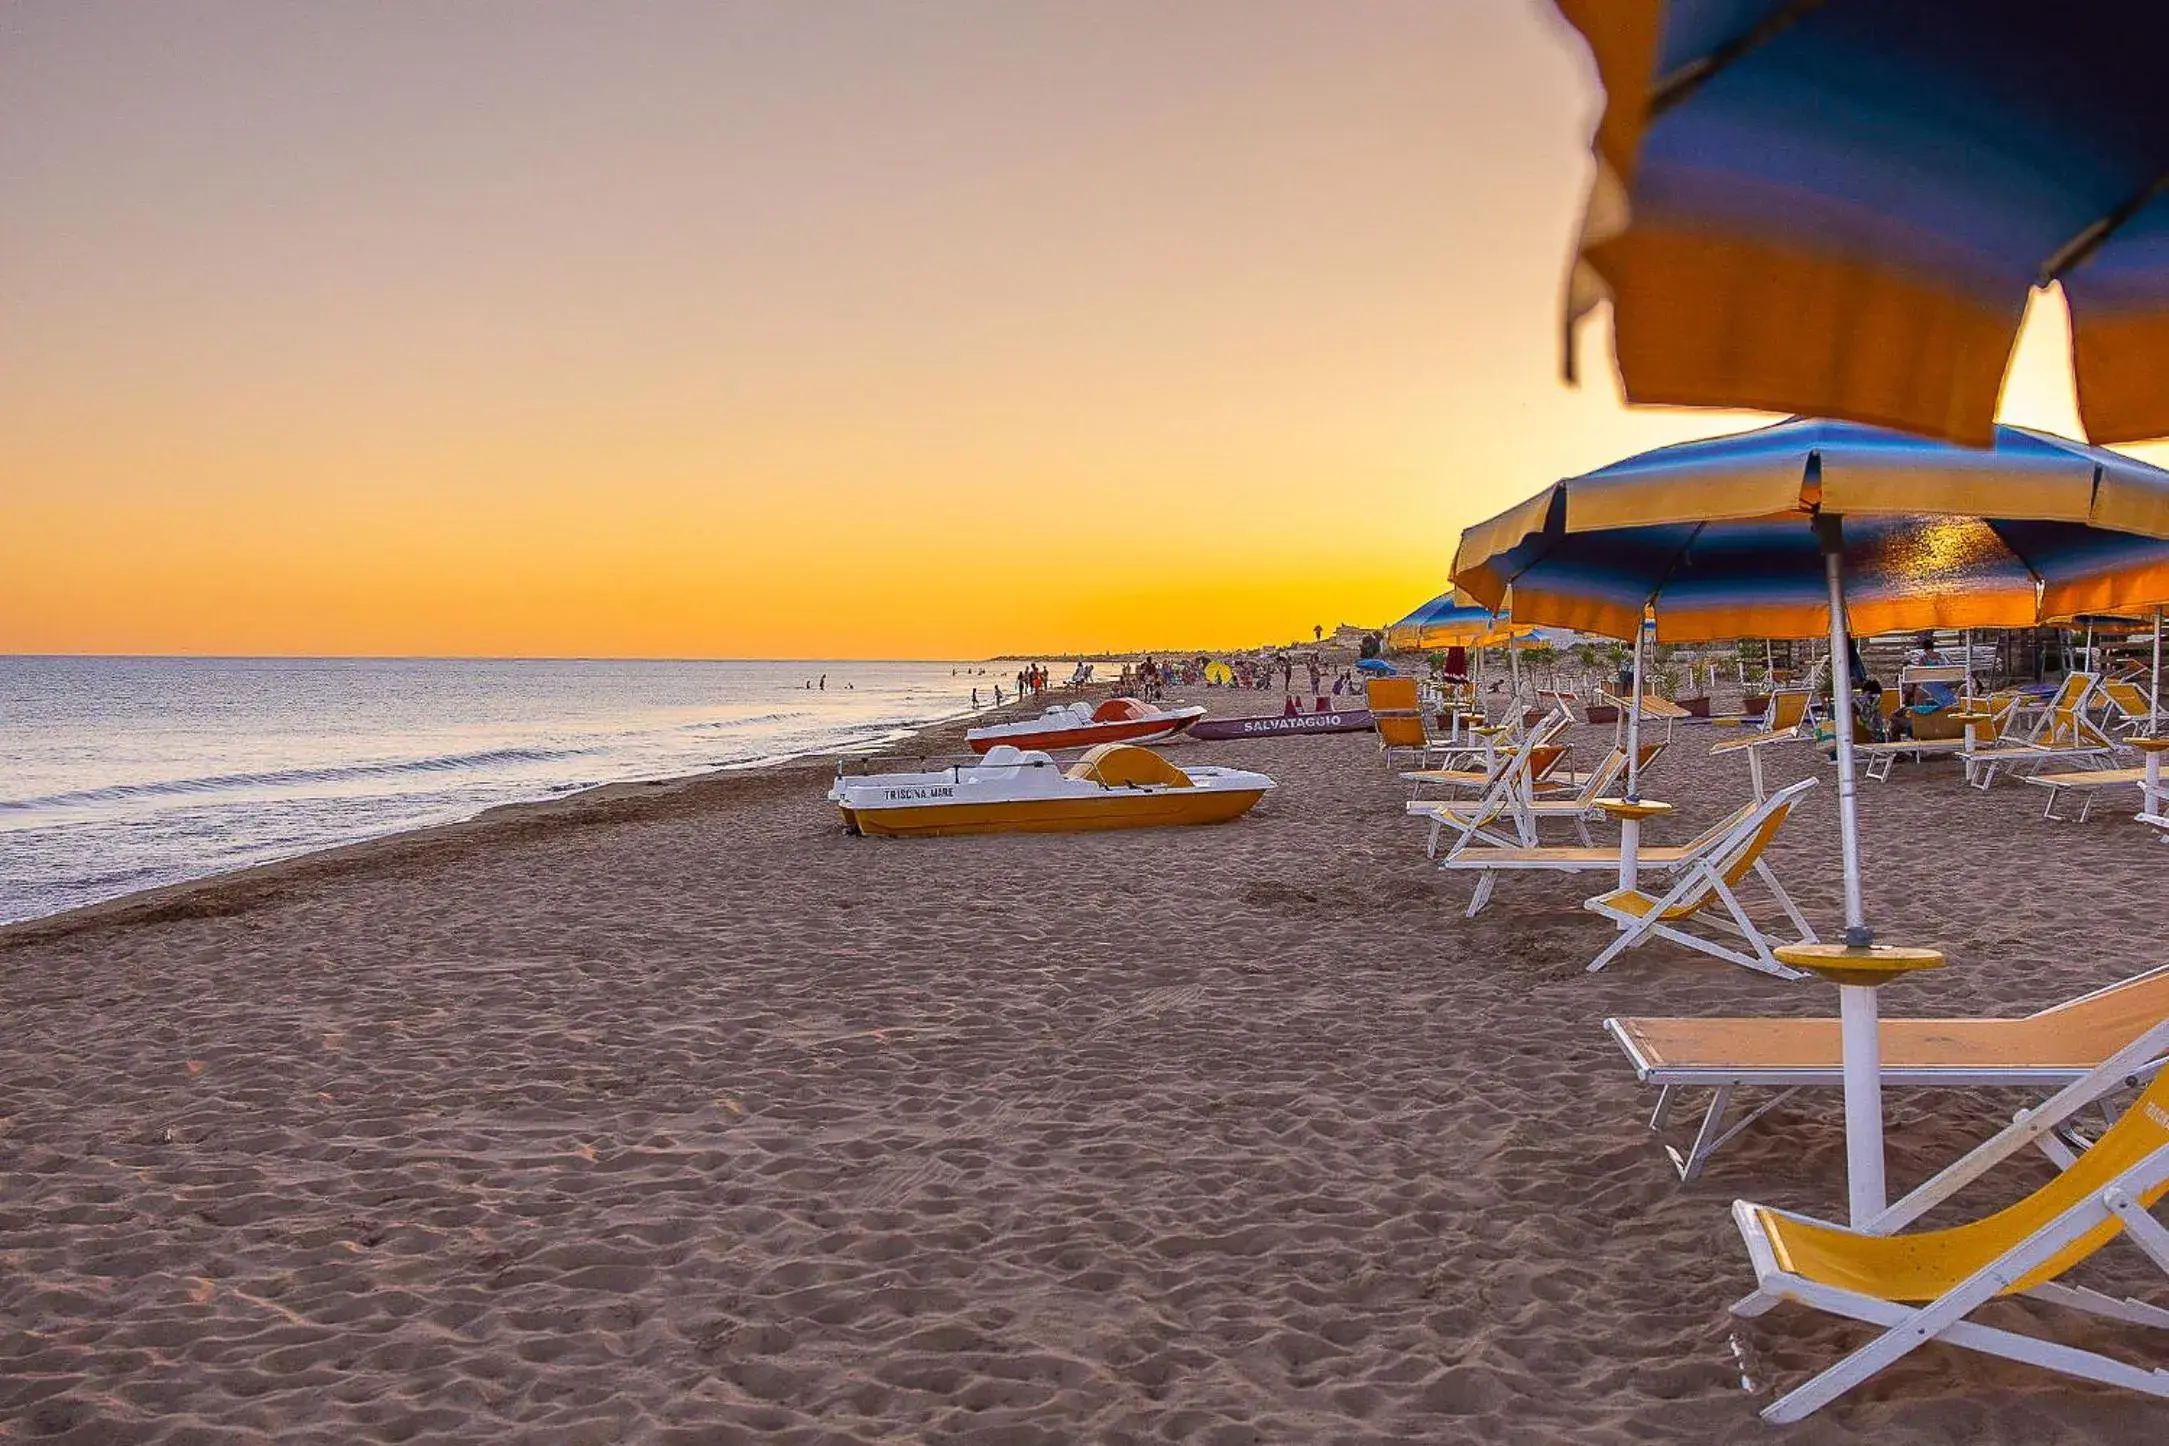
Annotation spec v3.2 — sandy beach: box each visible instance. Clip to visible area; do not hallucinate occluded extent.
[5,683,2167,1443]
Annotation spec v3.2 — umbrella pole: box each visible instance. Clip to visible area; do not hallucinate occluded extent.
[1508,622,1522,713]
[1820,530,1884,1226]
[2154,607,2163,733]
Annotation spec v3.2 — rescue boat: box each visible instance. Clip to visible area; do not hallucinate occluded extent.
[830,743,1273,838]
[965,696,1204,755]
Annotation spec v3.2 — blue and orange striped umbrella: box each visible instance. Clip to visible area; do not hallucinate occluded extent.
[1452,418,2169,642]
[1454,413,2169,1228]
[1384,592,1535,651]
[1554,2,2169,446]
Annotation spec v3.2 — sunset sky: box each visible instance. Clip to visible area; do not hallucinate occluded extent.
[8,1,2164,659]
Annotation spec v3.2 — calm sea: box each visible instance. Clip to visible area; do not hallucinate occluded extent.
[0,656,1008,924]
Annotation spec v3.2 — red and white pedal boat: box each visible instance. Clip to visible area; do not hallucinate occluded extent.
[965,696,1205,754]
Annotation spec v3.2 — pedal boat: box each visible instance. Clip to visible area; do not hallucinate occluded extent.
[964,696,1204,754]
[831,743,1273,838]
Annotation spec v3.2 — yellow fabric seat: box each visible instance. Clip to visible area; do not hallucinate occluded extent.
[1580,781,1816,978]
[1751,1083,2169,1302]
[2030,766,2148,788]
[1731,1013,2169,1421]
[1065,744,1191,788]
[1607,965,2169,1183]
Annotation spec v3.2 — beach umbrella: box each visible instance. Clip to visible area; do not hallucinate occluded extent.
[1455,416,2169,1225]
[1550,2,2169,447]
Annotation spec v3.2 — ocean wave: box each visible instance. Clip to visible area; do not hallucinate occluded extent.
[679,712,806,732]
[0,744,591,814]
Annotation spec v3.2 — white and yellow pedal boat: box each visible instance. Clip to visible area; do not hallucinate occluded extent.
[830,743,1273,838]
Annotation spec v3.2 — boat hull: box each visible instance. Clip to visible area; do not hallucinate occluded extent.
[964,712,1201,754]
[842,787,1265,838]
[1189,709,1373,741]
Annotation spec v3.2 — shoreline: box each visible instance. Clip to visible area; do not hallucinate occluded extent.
[0,687,1069,949]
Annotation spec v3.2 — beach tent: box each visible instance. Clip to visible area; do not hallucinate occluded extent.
[1456,416,2169,1226]
[1203,661,1234,685]
[1549,2,2169,447]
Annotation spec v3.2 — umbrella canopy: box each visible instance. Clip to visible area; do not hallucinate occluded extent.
[1355,658,1398,676]
[1385,591,1539,651]
[1553,2,2169,446]
[1454,419,2169,640]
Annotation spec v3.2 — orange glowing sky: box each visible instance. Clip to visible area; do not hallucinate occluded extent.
[7,2,2165,659]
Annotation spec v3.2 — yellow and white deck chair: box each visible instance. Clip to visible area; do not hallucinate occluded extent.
[1401,741,1569,800]
[1710,688,1813,798]
[1438,777,1815,925]
[1407,737,1659,855]
[1580,779,1819,979]
[2102,678,2159,736]
[1732,1014,2169,1421]
[1606,964,2169,1180]
[1966,673,2118,788]
[2023,764,2157,821]
[1400,713,1573,855]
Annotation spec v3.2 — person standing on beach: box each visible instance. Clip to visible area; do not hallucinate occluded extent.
[820,674,827,690]
[994,684,1004,706]
[971,688,979,709]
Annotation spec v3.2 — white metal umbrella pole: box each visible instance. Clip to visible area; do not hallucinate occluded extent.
[1508,619,1522,713]
[1625,622,1645,803]
[2154,607,2163,731]
[1817,518,1888,1228]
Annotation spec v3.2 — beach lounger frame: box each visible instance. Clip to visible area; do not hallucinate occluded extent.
[1579,780,1819,980]
[1438,780,1797,919]
[1964,673,2120,789]
[1731,1017,2169,1421]
[1403,713,1574,855]
[1708,689,1812,798]
[1607,962,2169,1181]
[2023,765,2155,821]
[1407,737,1658,856]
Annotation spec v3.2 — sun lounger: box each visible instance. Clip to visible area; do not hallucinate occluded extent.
[1401,714,1573,853]
[2023,765,2153,821]
[1401,743,1569,798]
[1966,673,2120,788]
[1607,964,2169,1179]
[2103,679,2157,735]
[1855,736,1970,782]
[1407,737,1656,854]
[1731,1015,2169,1420]
[1581,780,1818,979]
[1709,690,1813,797]
[1439,778,1812,920]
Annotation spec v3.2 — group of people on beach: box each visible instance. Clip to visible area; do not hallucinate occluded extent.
[1119,654,1357,702]
[969,663,1054,711]
[1847,634,1960,742]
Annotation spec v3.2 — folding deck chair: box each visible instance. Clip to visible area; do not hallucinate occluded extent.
[1437,779,1810,918]
[2024,765,2155,821]
[1710,689,1812,798]
[1401,714,1573,855]
[1732,1015,2169,1421]
[1407,736,1657,854]
[1401,741,1569,799]
[2102,679,2159,737]
[1606,964,2169,1180]
[1966,673,2119,788]
[1580,781,1819,979]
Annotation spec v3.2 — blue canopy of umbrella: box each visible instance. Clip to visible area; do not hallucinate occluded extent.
[1553,1,2169,447]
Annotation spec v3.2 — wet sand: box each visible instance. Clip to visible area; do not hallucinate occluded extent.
[4,682,2166,1443]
